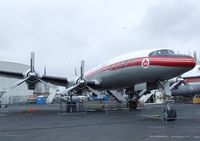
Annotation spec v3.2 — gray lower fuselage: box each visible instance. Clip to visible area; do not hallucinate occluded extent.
[86,65,192,90]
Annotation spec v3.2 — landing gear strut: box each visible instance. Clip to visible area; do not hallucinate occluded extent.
[66,94,76,113]
[158,80,177,121]
[128,100,137,109]
[126,88,139,110]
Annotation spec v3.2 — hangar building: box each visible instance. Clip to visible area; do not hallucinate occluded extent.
[0,61,33,104]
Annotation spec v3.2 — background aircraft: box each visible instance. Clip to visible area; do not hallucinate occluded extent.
[171,64,200,96]
[137,64,200,105]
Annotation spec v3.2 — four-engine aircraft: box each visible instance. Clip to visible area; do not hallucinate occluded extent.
[57,48,195,120]
[0,48,196,121]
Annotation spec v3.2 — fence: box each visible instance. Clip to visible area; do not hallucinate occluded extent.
[140,103,200,121]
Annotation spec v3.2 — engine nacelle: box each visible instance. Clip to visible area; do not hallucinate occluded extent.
[23,70,40,90]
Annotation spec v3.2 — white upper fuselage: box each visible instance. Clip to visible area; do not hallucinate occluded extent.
[85,49,156,76]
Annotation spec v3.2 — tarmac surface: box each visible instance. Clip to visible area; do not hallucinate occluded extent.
[0,104,200,141]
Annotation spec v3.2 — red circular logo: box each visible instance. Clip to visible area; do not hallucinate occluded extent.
[141,58,150,69]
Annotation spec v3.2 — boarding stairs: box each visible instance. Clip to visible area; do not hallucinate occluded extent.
[139,90,155,104]
[107,90,126,103]
[46,89,57,103]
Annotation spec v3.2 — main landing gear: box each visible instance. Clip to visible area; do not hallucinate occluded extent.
[125,88,139,110]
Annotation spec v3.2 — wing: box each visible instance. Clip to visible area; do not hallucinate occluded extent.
[0,70,24,79]
[59,80,101,96]
[0,70,68,87]
[41,75,68,87]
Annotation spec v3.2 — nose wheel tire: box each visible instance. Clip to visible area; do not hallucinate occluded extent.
[163,109,177,121]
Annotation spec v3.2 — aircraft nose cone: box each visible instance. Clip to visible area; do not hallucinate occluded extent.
[179,55,196,68]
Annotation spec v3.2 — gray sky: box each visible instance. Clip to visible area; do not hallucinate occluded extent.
[0,0,200,77]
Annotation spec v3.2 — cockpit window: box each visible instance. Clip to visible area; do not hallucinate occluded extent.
[149,49,175,56]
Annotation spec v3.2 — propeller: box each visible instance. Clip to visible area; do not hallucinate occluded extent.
[8,52,55,90]
[170,76,193,90]
[76,60,86,84]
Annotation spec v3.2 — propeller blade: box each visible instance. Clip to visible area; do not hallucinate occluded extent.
[9,77,31,89]
[74,67,77,76]
[30,52,35,73]
[170,77,194,91]
[44,66,47,76]
[193,51,197,61]
[182,81,194,90]
[80,60,85,79]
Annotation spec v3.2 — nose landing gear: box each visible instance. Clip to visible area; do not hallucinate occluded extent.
[163,102,177,121]
[158,80,177,121]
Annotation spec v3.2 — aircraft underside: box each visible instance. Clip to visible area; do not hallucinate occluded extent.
[86,65,192,90]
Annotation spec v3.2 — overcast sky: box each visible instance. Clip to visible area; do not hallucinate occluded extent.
[0,0,200,78]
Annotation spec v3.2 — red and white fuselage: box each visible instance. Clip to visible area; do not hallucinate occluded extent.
[84,49,196,90]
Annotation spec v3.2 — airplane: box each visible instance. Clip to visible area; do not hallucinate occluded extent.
[53,48,195,120]
[0,49,196,121]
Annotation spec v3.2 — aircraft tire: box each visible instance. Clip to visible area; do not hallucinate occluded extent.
[129,101,137,110]
[163,109,177,121]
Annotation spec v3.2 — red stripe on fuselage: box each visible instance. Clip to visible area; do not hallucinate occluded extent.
[85,56,195,78]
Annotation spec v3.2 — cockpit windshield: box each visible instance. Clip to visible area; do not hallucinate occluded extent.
[149,49,175,56]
